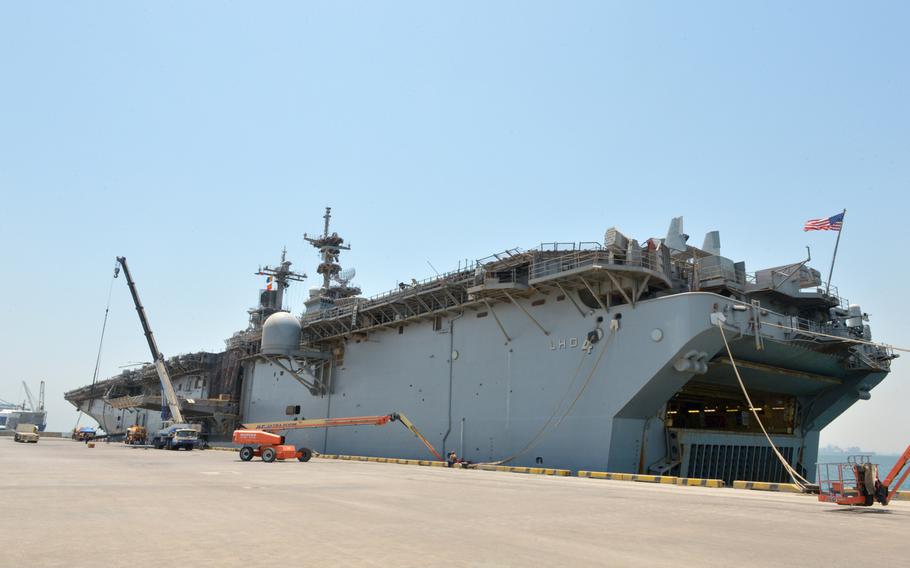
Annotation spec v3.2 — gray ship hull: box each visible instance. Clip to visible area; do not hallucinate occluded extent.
[241,291,886,481]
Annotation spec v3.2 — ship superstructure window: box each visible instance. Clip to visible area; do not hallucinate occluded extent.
[398,326,404,334]
[433,316,442,331]
[531,299,545,307]
[477,311,488,318]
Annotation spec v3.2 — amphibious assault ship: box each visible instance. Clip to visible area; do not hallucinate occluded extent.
[66,209,894,484]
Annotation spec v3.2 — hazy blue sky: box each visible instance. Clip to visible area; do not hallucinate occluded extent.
[1,2,907,451]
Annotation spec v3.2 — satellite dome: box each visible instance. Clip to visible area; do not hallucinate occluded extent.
[261,311,301,356]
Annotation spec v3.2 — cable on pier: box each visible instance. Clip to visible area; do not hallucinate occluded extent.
[481,322,618,467]
[715,315,813,491]
[75,261,120,430]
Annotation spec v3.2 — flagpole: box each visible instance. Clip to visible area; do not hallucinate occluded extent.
[824,208,846,296]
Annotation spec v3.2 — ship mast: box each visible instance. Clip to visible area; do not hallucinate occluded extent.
[249,248,306,328]
[303,207,359,313]
[304,207,350,292]
[256,247,307,310]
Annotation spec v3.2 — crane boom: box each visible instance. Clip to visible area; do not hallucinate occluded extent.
[882,445,910,504]
[21,381,35,411]
[242,415,394,431]
[116,256,184,424]
[241,412,443,461]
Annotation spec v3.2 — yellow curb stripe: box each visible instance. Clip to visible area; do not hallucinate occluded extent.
[732,480,801,492]
[578,471,724,488]
[675,478,725,488]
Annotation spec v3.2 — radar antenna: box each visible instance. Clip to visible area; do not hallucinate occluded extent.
[256,246,307,310]
[304,207,351,292]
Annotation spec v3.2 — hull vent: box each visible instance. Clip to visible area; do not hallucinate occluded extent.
[684,443,805,485]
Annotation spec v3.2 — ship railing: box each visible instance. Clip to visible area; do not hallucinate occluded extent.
[365,266,475,303]
[537,241,604,252]
[846,345,893,370]
[528,248,665,281]
[772,313,843,337]
[474,247,527,267]
[818,282,848,308]
[302,264,476,324]
[790,280,848,308]
[758,312,877,347]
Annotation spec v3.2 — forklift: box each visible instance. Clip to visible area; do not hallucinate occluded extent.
[232,413,443,463]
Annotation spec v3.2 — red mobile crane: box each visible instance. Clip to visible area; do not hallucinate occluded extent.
[818,445,910,506]
[232,412,443,463]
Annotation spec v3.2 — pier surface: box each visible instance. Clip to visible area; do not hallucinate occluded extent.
[4,438,906,567]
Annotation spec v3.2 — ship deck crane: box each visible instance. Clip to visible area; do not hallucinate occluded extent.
[21,381,36,411]
[818,445,910,506]
[115,256,184,425]
[233,413,443,463]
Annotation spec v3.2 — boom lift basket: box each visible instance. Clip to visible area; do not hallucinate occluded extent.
[817,456,880,506]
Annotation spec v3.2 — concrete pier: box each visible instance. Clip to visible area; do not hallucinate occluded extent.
[3,438,906,567]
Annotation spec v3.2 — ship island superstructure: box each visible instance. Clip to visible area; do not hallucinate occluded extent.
[66,209,894,484]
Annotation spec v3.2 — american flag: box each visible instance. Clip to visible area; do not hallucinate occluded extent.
[803,212,844,232]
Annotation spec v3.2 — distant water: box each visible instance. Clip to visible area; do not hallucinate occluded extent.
[817,454,908,490]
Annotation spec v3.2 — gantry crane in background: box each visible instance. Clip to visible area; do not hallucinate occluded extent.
[21,381,35,411]
[19,380,44,412]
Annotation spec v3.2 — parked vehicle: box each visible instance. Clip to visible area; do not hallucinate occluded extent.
[14,423,39,443]
[151,424,199,450]
[72,426,96,442]
[125,425,148,445]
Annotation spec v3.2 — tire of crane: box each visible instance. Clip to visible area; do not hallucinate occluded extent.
[297,447,313,462]
[239,447,254,462]
[262,447,277,463]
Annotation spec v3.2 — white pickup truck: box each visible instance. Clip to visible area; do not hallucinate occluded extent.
[13,423,39,443]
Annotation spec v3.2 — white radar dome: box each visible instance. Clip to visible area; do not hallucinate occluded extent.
[261,311,301,356]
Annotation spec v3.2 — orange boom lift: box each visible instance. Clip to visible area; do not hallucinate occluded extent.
[231,412,443,464]
[818,444,910,506]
